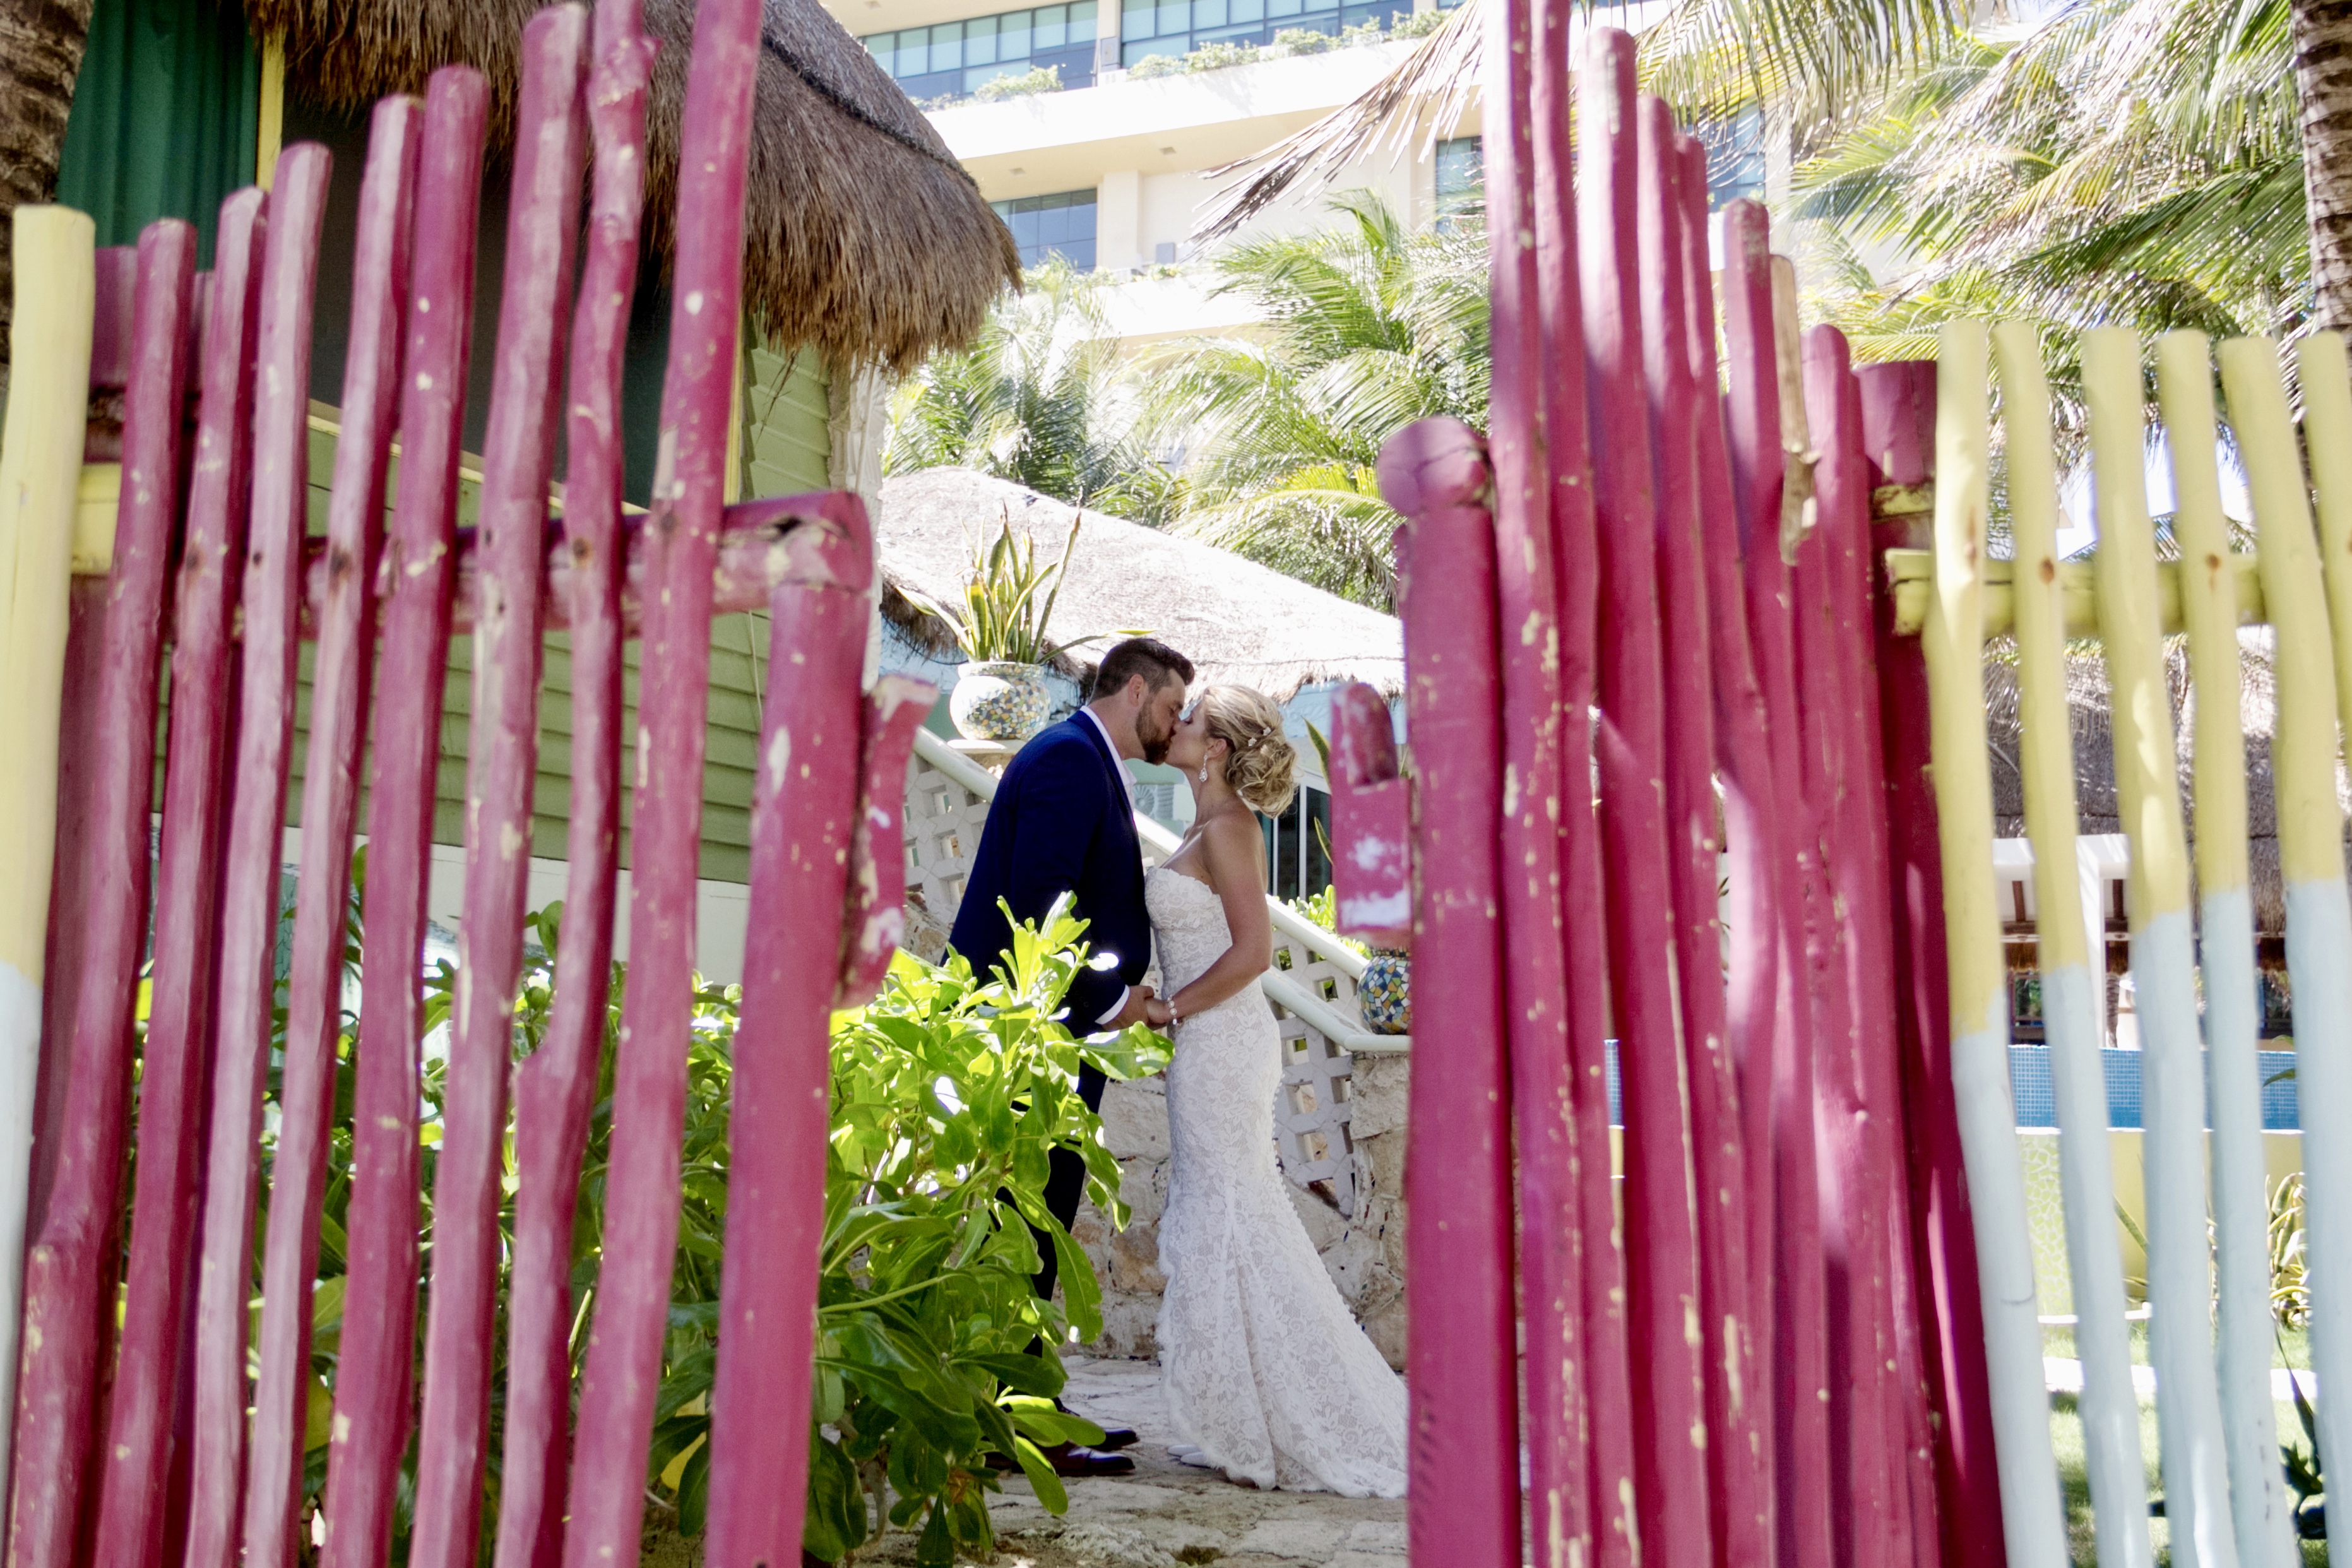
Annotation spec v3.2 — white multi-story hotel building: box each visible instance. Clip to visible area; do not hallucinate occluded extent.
[821,0,1760,338]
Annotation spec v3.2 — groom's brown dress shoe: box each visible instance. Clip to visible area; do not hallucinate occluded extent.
[1043,1442,1136,1477]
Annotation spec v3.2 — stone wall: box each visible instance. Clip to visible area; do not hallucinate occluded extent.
[1066,1055,1410,1372]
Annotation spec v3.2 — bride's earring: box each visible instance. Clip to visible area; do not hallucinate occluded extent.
[1198,759,1209,785]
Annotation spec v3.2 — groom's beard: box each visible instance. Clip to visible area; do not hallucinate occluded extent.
[1137,714,1173,766]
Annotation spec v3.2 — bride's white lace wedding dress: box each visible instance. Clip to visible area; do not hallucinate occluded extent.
[1147,866,1410,1498]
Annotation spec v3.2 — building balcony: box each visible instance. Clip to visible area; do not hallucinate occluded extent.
[930,39,1415,196]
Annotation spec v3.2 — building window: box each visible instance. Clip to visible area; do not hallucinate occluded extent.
[1434,134,1481,227]
[993,189,1099,269]
[1120,0,1408,65]
[1694,107,1765,210]
[863,2,1099,102]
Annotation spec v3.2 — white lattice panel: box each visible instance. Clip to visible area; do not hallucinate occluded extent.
[903,740,1370,1218]
[903,754,994,935]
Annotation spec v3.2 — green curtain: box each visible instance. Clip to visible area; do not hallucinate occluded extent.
[56,0,259,266]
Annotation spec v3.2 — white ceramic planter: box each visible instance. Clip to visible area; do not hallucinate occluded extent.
[949,661,1050,743]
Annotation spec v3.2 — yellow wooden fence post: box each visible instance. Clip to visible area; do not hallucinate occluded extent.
[2161,331,2300,1568]
[2082,326,2239,1568]
[2219,335,2352,1511]
[1992,321,2153,1568]
[1922,318,2068,1567]
[0,204,97,1487]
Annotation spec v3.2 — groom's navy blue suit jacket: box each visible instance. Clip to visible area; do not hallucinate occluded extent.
[947,714,1150,1043]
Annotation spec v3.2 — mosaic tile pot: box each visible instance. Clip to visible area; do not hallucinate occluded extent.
[1358,949,1411,1035]
[949,660,1050,744]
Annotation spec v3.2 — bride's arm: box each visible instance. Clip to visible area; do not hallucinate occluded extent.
[1163,812,1275,1022]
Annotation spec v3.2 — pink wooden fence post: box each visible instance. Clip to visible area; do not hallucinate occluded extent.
[562,0,763,1554]
[494,19,652,1567]
[1375,417,1518,1568]
[1639,109,1759,1568]
[1858,359,2003,1568]
[835,675,943,1009]
[1792,328,1898,1568]
[1577,41,1714,1568]
[1810,326,1939,1566]
[149,205,262,1568]
[28,235,136,1250]
[405,18,586,1566]
[1716,198,1836,1568]
[1483,0,1584,1559]
[1531,8,1636,1554]
[704,508,874,1564]
[175,143,329,1568]
[319,66,489,1568]
[83,221,212,1568]
[1675,138,1779,1551]
[1326,683,1410,950]
[28,579,107,1259]
[21,247,138,1276]
[241,102,419,1568]
[5,218,196,1568]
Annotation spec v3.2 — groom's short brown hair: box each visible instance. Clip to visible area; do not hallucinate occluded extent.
[1092,638,1195,701]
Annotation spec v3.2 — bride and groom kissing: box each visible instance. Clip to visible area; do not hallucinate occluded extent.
[947,638,1408,1499]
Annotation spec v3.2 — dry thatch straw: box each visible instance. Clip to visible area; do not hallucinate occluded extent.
[247,0,1020,374]
[878,468,1405,703]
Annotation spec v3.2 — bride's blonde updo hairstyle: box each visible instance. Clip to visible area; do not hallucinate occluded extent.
[1197,686,1298,816]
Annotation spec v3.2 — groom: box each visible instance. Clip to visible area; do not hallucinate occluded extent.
[949,636,1194,1474]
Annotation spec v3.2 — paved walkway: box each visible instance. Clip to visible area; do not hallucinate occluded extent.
[860,1358,1408,1568]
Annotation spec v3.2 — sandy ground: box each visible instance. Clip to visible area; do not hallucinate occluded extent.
[847,1358,1408,1568]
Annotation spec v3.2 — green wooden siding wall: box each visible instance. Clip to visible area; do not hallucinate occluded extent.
[280,342,834,885]
[55,0,259,267]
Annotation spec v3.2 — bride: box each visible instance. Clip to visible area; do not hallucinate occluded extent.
[1144,684,1409,1499]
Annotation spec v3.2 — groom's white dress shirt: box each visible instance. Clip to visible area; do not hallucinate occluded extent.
[1076,704,1137,1028]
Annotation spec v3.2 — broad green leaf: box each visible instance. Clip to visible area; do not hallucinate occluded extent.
[1012,1435,1071,1515]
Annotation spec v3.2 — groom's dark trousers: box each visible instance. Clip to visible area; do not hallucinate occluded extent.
[947,714,1152,1304]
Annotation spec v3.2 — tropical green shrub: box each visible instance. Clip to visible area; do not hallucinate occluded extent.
[1127,50,1183,78]
[647,900,1170,1564]
[1272,27,1331,52]
[247,862,1159,1565]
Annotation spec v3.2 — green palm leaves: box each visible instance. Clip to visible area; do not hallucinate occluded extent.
[1137,190,1489,609]
[1793,0,2305,415]
[886,262,1180,526]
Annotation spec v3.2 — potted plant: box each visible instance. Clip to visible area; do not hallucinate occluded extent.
[913,510,1108,744]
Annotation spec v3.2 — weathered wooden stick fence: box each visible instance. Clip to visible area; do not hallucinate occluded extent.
[1336,21,2352,1562]
[0,0,933,1561]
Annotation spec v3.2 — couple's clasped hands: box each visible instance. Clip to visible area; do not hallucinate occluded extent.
[1109,985,1177,1032]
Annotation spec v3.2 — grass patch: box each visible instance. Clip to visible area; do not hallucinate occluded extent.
[2045,1384,2328,1565]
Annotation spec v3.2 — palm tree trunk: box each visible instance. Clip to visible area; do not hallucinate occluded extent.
[0,0,95,357]
[2296,0,2352,328]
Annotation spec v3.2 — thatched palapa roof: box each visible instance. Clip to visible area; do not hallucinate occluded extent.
[248,0,1020,373]
[878,468,1405,704]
